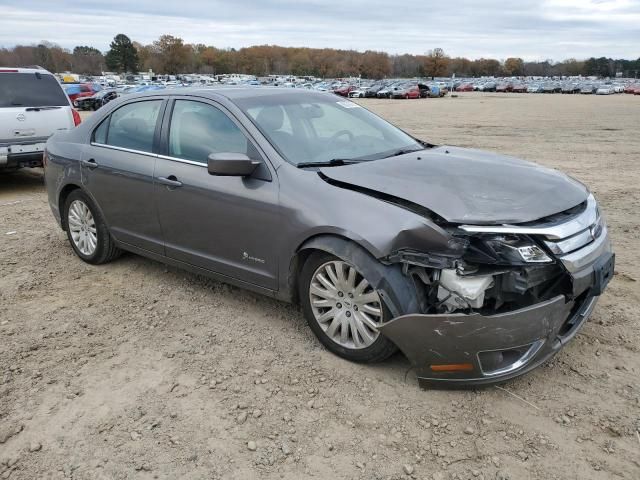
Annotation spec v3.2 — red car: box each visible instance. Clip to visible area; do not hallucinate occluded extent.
[455,83,474,92]
[511,83,527,93]
[624,84,640,94]
[495,82,513,93]
[63,83,102,102]
[333,85,357,97]
[392,83,422,99]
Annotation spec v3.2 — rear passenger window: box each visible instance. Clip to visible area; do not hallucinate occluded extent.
[106,100,162,152]
[169,100,249,163]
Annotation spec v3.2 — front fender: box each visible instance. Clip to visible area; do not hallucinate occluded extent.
[297,235,421,317]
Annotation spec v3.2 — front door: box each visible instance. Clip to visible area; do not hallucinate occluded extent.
[81,98,165,254]
[154,98,281,290]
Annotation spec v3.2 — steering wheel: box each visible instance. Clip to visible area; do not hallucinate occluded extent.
[329,130,355,143]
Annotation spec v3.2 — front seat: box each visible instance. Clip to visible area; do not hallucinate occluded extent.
[255,106,303,159]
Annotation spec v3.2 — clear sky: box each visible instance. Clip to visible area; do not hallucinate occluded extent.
[1,0,638,60]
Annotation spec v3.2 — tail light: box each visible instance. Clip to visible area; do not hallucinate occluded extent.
[72,109,82,127]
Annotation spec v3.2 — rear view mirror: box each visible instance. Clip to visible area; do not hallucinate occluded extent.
[301,104,324,119]
[207,153,261,177]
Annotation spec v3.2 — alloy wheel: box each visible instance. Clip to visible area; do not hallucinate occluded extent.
[309,260,384,349]
[68,199,98,256]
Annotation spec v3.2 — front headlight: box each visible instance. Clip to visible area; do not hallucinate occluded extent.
[464,234,553,265]
[590,208,606,240]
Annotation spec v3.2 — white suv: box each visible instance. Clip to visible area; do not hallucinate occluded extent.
[0,67,81,171]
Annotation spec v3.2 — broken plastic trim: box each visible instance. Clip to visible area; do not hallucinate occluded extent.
[383,249,459,269]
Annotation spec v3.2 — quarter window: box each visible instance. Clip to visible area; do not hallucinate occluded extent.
[105,100,162,152]
[169,100,249,163]
[93,117,108,144]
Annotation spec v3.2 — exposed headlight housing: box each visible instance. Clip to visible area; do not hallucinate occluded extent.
[464,234,553,265]
[513,244,553,263]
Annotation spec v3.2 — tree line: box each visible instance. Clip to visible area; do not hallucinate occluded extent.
[1,34,638,79]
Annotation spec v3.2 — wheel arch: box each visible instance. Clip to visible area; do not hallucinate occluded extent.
[287,233,421,318]
[58,183,110,233]
[58,183,82,230]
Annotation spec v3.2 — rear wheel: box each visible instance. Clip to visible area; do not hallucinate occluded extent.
[64,190,121,264]
[299,252,397,363]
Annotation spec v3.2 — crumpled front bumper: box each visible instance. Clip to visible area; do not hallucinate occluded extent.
[378,216,614,388]
[379,293,599,387]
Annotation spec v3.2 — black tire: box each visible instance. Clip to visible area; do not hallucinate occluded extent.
[299,251,397,363]
[63,189,121,265]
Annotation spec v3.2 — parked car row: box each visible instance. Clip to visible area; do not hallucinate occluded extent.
[343,80,448,99]
[454,79,639,95]
[60,71,639,102]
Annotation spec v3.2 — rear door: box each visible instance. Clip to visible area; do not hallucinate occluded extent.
[0,70,74,144]
[80,98,165,254]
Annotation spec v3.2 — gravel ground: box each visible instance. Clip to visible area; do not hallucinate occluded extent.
[1,93,639,480]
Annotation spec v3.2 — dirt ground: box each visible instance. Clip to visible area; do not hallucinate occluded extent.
[1,93,639,480]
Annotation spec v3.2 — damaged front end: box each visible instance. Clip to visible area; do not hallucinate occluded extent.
[378,194,614,387]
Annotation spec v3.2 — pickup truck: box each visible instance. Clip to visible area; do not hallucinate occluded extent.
[0,67,81,171]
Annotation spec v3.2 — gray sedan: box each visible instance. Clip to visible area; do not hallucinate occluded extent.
[43,88,614,387]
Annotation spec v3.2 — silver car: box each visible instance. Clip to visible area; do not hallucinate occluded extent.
[44,88,614,387]
[1,67,80,171]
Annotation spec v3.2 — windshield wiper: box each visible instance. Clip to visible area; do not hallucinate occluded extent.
[383,147,425,159]
[296,159,362,168]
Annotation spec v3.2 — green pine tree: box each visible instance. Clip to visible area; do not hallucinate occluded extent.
[105,34,139,73]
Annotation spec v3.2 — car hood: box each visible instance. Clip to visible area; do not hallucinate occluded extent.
[319,146,589,225]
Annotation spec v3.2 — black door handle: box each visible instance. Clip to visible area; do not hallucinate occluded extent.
[157,176,183,188]
[81,158,99,169]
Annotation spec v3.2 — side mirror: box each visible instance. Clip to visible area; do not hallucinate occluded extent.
[207,153,261,177]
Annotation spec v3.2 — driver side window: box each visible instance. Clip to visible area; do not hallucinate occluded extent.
[169,100,249,163]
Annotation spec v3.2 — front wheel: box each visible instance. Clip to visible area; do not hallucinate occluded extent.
[299,252,397,363]
[64,189,121,264]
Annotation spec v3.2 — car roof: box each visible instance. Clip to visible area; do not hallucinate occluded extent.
[125,86,336,102]
[0,67,53,75]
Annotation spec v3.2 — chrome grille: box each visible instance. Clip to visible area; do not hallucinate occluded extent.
[459,195,598,240]
[459,194,611,273]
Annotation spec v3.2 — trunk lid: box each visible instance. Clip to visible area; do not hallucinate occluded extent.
[0,107,73,143]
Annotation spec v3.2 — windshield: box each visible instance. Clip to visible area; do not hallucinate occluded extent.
[0,72,69,107]
[236,92,423,165]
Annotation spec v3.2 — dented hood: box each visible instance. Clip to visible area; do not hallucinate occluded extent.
[320,146,589,224]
